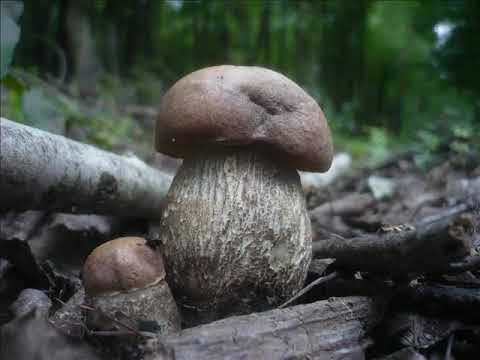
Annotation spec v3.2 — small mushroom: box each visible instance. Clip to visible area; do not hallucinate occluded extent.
[155,66,333,313]
[82,237,180,333]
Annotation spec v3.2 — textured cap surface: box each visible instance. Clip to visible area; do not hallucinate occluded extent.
[155,65,333,172]
[83,237,165,296]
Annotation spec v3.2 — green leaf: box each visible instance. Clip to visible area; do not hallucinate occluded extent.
[0,1,23,79]
[0,73,26,93]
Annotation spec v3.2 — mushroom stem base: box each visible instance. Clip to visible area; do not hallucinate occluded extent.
[86,283,180,334]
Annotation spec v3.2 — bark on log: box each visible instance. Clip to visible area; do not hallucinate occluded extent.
[312,206,474,274]
[145,296,382,360]
[0,118,172,218]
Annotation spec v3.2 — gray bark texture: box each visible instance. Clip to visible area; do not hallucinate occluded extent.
[144,296,381,360]
[0,118,172,218]
[64,0,102,93]
[159,149,311,314]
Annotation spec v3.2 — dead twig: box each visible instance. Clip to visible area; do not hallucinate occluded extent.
[79,304,144,337]
[278,272,338,309]
[313,204,474,274]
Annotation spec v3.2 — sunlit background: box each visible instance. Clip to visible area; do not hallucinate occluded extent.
[1,0,478,169]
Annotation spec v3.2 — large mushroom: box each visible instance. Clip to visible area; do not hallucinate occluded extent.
[156,65,333,314]
[82,237,180,333]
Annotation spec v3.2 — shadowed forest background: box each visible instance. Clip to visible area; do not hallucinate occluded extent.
[1,0,479,168]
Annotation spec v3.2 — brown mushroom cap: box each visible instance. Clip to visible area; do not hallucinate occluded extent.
[83,237,165,297]
[155,65,333,172]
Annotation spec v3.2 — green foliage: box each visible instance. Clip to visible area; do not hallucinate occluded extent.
[1,71,136,152]
[65,111,134,150]
[332,125,398,167]
[0,74,26,120]
[366,127,391,165]
[414,107,480,170]
[2,0,477,163]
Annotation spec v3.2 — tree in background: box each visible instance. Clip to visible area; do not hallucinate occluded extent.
[5,0,480,148]
[433,0,480,121]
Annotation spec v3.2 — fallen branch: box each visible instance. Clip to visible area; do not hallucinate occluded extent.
[278,271,338,308]
[445,255,480,273]
[145,296,382,360]
[124,105,158,118]
[374,347,427,360]
[309,193,376,239]
[310,193,376,218]
[393,284,480,322]
[309,278,394,299]
[313,205,474,274]
[0,118,172,218]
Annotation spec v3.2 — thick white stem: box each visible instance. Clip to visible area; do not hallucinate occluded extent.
[160,148,311,313]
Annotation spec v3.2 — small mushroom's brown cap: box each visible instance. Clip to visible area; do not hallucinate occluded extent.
[83,237,165,296]
[155,65,333,172]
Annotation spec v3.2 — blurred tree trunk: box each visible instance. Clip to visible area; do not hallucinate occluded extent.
[318,0,370,112]
[376,66,389,121]
[216,3,230,64]
[61,0,101,96]
[276,1,288,72]
[197,4,211,67]
[294,3,304,82]
[29,1,56,73]
[192,3,200,66]
[124,0,155,71]
[257,3,271,65]
[294,1,325,88]
[104,22,119,75]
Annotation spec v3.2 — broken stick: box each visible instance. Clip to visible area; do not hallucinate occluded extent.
[310,193,376,218]
[313,205,474,274]
[393,284,480,322]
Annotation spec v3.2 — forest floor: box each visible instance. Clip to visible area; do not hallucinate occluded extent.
[1,143,478,359]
